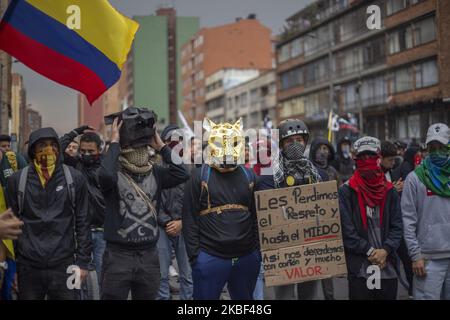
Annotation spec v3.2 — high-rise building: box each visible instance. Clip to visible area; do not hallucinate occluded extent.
[11,73,26,145]
[181,16,273,126]
[127,8,200,127]
[20,105,42,154]
[0,0,12,134]
[225,71,277,129]
[276,0,450,142]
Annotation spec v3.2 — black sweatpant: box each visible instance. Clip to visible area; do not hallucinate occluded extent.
[100,244,160,300]
[348,277,398,300]
[17,259,80,300]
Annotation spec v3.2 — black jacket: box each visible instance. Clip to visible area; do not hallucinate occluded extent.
[392,147,419,182]
[158,161,186,228]
[309,138,340,184]
[182,166,258,264]
[338,184,403,277]
[98,143,189,249]
[59,130,106,228]
[331,138,355,183]
[7,127,91,269]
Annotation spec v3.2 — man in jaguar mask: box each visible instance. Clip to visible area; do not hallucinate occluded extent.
[98,107,189,300]
[258,118,322,300]
[182,118,261,300]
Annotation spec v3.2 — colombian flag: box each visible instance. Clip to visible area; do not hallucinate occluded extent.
[0,0,139,104]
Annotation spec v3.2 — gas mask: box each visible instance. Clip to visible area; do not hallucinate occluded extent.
[104,107,157,149]
[203,118,244,172]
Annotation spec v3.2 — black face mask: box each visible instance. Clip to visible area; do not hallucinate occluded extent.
[80,154,100,166]
[64,155,79,167]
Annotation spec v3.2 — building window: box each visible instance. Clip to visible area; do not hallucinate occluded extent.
[278,44,290,63]
[304,57,329,87]
[304,25,331,57]
[388,16,435,55]
[413,16,436,46]
[415,59,438,89]
[280,67,303,91]
[387,0,425,16]
[291,38,303,58]
[241,92,248,107]
[360,75,388,107]
[250,89,259,105]
[388,26,413,54]
[391,66,413,93]
[386,0,406,16]
[304,89,329,118]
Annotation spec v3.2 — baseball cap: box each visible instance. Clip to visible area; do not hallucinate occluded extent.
[353,136,381,155]
[425,123,450,145]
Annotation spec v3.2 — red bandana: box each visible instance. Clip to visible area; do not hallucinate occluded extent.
[348,156,393,229]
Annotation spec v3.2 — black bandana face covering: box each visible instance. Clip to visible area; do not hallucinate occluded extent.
[283,142,305,160]
[315,151,328,168]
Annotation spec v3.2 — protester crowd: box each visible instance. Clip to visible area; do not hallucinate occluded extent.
[0,107,449,301]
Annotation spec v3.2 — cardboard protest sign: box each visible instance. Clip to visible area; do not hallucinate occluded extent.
[262,240,347,287]
[255,180,347,286]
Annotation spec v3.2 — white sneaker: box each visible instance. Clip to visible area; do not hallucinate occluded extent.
[169,265,179,277]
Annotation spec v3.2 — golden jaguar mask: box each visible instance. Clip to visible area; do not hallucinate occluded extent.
[203,118,244,172]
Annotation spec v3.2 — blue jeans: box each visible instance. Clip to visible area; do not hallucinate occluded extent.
[253,262,264,300]
[192,249,261,300]
[91,230,107,286]
[414,258,450,300]
[81,230,106,300]
[156,227,193,300]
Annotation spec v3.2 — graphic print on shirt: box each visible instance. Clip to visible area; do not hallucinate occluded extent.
[117,172,158,242]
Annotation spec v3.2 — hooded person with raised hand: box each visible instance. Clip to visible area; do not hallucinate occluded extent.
[402,123,450,300]
[98,107,189,300]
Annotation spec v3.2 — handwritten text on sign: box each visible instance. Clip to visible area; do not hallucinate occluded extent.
[256,180,340,229]
[263,240,347,287]
[255,181,347,286]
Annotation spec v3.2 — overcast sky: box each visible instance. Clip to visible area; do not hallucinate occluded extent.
[12,0,309,134]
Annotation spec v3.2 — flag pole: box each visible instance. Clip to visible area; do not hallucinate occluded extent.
[327,110,333,142]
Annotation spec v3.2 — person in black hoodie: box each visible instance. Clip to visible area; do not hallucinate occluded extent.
[309,138,341,186]
[156,124,193,300]
[98,114,189,300]
[392,146,420,183]
[339,136,403,300]
[60,128,107,296]
[332,136,355,183]
[7,127,91,300]
[308,137,339,300]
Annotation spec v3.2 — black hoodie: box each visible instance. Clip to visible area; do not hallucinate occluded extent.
[392,146,419,182]
[60,130,106,228]
[331,137,355,183]
[309,138,340,184]
[7,128,92,269]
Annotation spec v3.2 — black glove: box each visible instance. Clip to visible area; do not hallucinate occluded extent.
[73,125,92,135]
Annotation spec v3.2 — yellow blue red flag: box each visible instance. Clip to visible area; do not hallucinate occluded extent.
[0,0,139,104]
